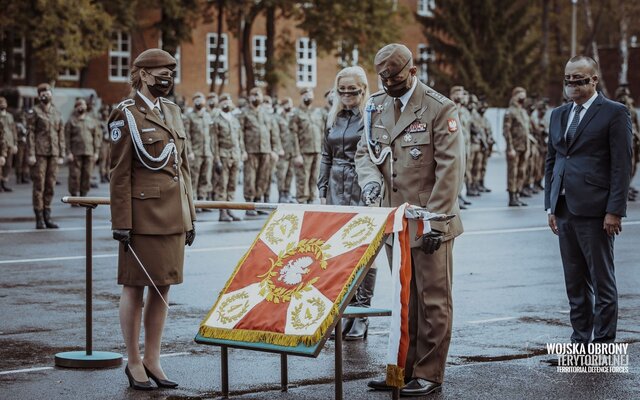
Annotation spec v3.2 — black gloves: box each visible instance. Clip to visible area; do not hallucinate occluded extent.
[361,182,381,205]
[214,160,223,175]
[421,230,443,254]
[185,224,196,246]
[113,229,132,252]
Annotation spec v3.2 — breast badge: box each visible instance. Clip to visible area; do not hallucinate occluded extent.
[409,147,422,160]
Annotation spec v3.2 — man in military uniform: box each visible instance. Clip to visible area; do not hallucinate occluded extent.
[503,87,531,206]
[276,97,297,203]
[0,96,18,192]
[207,92,220,120]
[97,106,111,183]
[185,92,214,210]
[27,83,65,229]
[14,112,30,184]
[212,93,246,221]
[65,98,101,198]
[262,95,284,203]
[289,88,322,204]
[468,94,487,195]
[530,99,549,192]
[238,87,279,215]
[478,100,494,192]
[449,86,474,206]
[356,44,464,396]
[615,85,640,201]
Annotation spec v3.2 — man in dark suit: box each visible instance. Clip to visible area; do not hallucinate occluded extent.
[544,56,632,344]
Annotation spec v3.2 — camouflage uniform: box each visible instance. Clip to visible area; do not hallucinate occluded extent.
[289,104,322,203]
[479,105,494,190]
[275,110,295,201]
[65,111,101,196]
[0,107,17,191]
[530,105,549,190]
[503,90,531,205]
[184,108,213,199]
[469,106,486,192]
[212,111,244,202]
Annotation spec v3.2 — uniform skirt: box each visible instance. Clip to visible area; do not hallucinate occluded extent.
[117,233,185,286]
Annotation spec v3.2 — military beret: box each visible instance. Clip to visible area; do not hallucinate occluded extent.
[192,92,205,100]
[374,44,413,79]
[133,48,177,69]
[207,92,218,99]
[280,97,293,105]
[263,95,272,103]
[37,83,52,93]
[449,86,464,96]
[512,87,526,96]
[219,93,232,102]
[249,87,262,96]
[74,98,86,107]
[299,87,313,95]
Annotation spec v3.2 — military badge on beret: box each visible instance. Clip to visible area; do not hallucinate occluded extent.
[447,118,458,133]
[111,127,122,142]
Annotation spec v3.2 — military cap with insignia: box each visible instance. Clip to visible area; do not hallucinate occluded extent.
[449,86,464,97]
[512,86,526,97]
[207,92,218,100]
[219,93,233,102]
[133,48,177,70]
[299,87,313,95]
[37,83,52,93]
[374,43,413,79]
[192,92,205,100]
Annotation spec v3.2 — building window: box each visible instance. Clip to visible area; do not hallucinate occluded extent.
[207,33,228,85]
[417,0,436,17]
[417,44,434,84]
[338,43,359,68]
[12,36,26,80]
[58,50,79,81]
[253,35,267,84]
[109,31,131,82]
[296,37,316,88]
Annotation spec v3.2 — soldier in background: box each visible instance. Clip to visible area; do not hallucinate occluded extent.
[450,86,472,207]
[0,96,18,192]
[27,83,65,229]
[275,97,297,203]
[530,99,549,192]
[98,105,111,183]
[477,100,494,192]
[65,98,101,199]
[468,94,487,195]
[503,86,531,207]
[239,87,276,216]
[14,112,30,184]
[262,95,284,203]
[212,93,245,221]
[206,92,220,120]
[615,85,639,201]
[289,88,322,204]
[185,92,214,211]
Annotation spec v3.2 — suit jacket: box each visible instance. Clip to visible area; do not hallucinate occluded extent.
[544,93,632,217]
[109,93,196,235]
[355,81,465,240]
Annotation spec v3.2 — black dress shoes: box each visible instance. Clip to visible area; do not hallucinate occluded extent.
[400,379,442,397]
[125,364,154,390]
[143,364,179,388]
[367,378,394,391]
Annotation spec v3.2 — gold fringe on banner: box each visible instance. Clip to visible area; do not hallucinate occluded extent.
[386,364,405,388]
[198,219,387,347]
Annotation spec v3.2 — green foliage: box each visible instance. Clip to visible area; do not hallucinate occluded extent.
[419,0,540,105]
[146,0,211,54]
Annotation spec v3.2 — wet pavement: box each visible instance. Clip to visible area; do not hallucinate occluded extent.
[1,155,639,399]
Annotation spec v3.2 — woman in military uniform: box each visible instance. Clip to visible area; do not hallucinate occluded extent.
[109,48,196,390]
[318,66,376,340]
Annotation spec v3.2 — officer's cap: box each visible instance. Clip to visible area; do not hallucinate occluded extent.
[207,92,218,100]
[512,87,526,97]
[280,97,293,105]
[374,44,413,79]
[133,48,177,70]
[449,86,464,96]
[249,87,262,96]
[37,83,52,94]
[219,93,232,102]
[299,87,313,95]
[192,92,205,100]
[74,98,86,107]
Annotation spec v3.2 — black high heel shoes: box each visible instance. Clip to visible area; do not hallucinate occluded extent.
[143,364,179,388]
[125,364,154,390]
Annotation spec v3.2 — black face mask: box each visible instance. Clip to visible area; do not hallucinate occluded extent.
[77,108,86,114]
[251,98,261,107]
[40,95,50,104]
[221,105,231,112]
[383,75,412,98]
[195,103,204,110]
[0,106,6,111]
[303,98,313,106]
[283,106,291,113]
[147,74,174,98]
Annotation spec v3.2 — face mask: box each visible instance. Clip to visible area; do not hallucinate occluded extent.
[194,102,204,110]
[221,105,231,112]
[283,106,291,113]
[250,97,261,107]
[146,73,174,98]
[383,75,412,98]
[303,98,313,106]
[40,95,50,104]
[76,107,86,114]
[207,100,216,108]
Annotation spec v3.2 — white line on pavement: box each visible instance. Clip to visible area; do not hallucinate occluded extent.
[464,220,640,236]
[467,317,518,324]
[0,220,250,234]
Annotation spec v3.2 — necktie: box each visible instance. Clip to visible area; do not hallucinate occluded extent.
[566,104,583,147]
[394,98,402,123]
[152,106,164,123]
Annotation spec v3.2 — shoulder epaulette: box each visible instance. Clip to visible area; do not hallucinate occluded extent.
[370,90,386,98]
[117,99,135,109]
[160,97,177,105]
[426,90,447,104]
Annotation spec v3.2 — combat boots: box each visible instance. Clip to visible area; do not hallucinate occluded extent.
[34,209,46,229]
[257,196,270,215]
[1,181,13,192]
[516,193,528,206]
[227,210,242,221]
[43,208,59,229]
[278,191,287,203]
[345,268,377,341]
[245,197,258,217]
[520,186,532,198]
[508,192,520,207]
[466,182,480,197]
[478,180,491,192]
[219,209,233,222]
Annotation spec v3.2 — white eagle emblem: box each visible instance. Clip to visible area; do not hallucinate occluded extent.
[277,256,313,286]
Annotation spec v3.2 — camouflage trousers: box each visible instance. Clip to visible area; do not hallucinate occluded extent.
[277,155,294,193]
[32,155,58,210]
[243,153,271,200]
[191,155,212,199]
[506,149,528,193]
[2,149,14,182]
[99,139,110,178]
[214,156,239,202]
[467,143,483,185]
[68,155,94,196]
[295,153,320,203]
[15,142,29,180]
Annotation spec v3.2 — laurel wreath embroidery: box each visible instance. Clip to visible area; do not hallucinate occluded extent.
[290,297,326,330]
[216,291,250,324]
[257,239,331,304]
[341,216,375,248]
[264,214,299,245]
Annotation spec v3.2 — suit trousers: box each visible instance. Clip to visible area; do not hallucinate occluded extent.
[386,240,453,384]
[556,196,617,343]
[32,155,58,210]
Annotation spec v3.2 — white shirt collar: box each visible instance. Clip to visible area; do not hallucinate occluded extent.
[137,90,161,111]
[572,91,598,113]
[397,76,418,112]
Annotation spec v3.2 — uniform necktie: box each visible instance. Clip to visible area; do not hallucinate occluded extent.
[152,106,164,123]
[394,98,403,123]
[566,104,583,147]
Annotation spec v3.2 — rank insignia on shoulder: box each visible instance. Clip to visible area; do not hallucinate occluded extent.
[447,118,458,133]
[109,120,125,129]
[407,121,427,133]
[111,127,122,142]
[426,91,447,104]
[410,147,422,159]
[141,127,156,132]
[117,99,135,109]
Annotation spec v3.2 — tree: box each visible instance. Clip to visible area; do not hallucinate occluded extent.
[418,0,540,105]
[148,0,211,55]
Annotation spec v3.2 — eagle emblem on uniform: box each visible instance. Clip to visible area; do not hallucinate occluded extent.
[447,118,458,133]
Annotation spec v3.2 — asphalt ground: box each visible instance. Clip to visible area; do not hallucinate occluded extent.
[0,155,639,399]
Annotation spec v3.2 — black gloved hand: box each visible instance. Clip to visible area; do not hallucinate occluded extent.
[112,229,132,252]
[361,182,381,205]
[185,224,196,246]
[421,229,443,254]
[214,160,223,175]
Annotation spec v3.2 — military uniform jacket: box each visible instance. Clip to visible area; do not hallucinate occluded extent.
[65,113,102,156]
[238,107,274,154]
[212,112,244,161]
[275,113,295,157]
[503,103,531,152]
[457,105,471,145]
[469,109,486,146]
[109,93,196,235]
[27,104,65,158]
[289,106,322,155]
[184,109,213,158]
[0,111,17,150]
[355,82,465,240]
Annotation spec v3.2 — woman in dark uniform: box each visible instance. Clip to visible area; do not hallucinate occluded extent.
[318,66,376,340]
[109,48,196,390]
